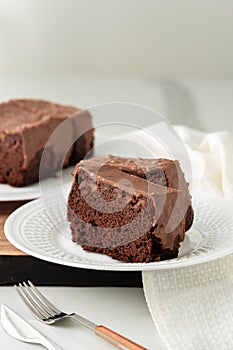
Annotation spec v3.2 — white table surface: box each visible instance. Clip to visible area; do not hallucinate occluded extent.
[0,286,166,350]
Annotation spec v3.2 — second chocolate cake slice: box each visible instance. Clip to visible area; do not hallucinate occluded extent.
[0,99,94,187]
[67,155,192,263]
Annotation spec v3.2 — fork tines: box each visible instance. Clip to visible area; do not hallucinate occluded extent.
[14,281,63,322]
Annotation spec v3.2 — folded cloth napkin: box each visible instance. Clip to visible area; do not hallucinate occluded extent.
[143,125,233,350]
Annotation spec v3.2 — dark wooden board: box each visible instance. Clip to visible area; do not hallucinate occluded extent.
[0,201,28,256]
[0,255,142,286]
[0,201,142,287]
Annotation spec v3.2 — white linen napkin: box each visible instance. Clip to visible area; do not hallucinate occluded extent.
[143,125,233,350]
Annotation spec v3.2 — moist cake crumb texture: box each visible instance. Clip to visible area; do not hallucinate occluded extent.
[67,155,194,263]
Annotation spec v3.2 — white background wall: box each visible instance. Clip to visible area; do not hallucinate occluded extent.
[1,0,233,132]
[1,0,233,78]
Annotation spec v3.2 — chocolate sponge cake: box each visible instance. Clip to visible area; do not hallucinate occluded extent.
[73,155,193,231]
[0,99,94,187]
[67,155,193,263]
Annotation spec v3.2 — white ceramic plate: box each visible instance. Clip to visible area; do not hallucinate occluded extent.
[4,191,233,271]
[0,167,73,201]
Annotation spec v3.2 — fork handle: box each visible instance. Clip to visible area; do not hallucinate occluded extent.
[95,325,147,350]
[70,314,147,349]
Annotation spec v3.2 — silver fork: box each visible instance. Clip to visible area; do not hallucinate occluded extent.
[15,281,147,350]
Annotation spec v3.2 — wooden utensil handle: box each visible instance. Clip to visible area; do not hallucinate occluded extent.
[96,325,148,350]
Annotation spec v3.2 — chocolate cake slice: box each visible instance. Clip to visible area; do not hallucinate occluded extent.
[0,99,94,187]
[79,155,194,231]
[67,155,192,263]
